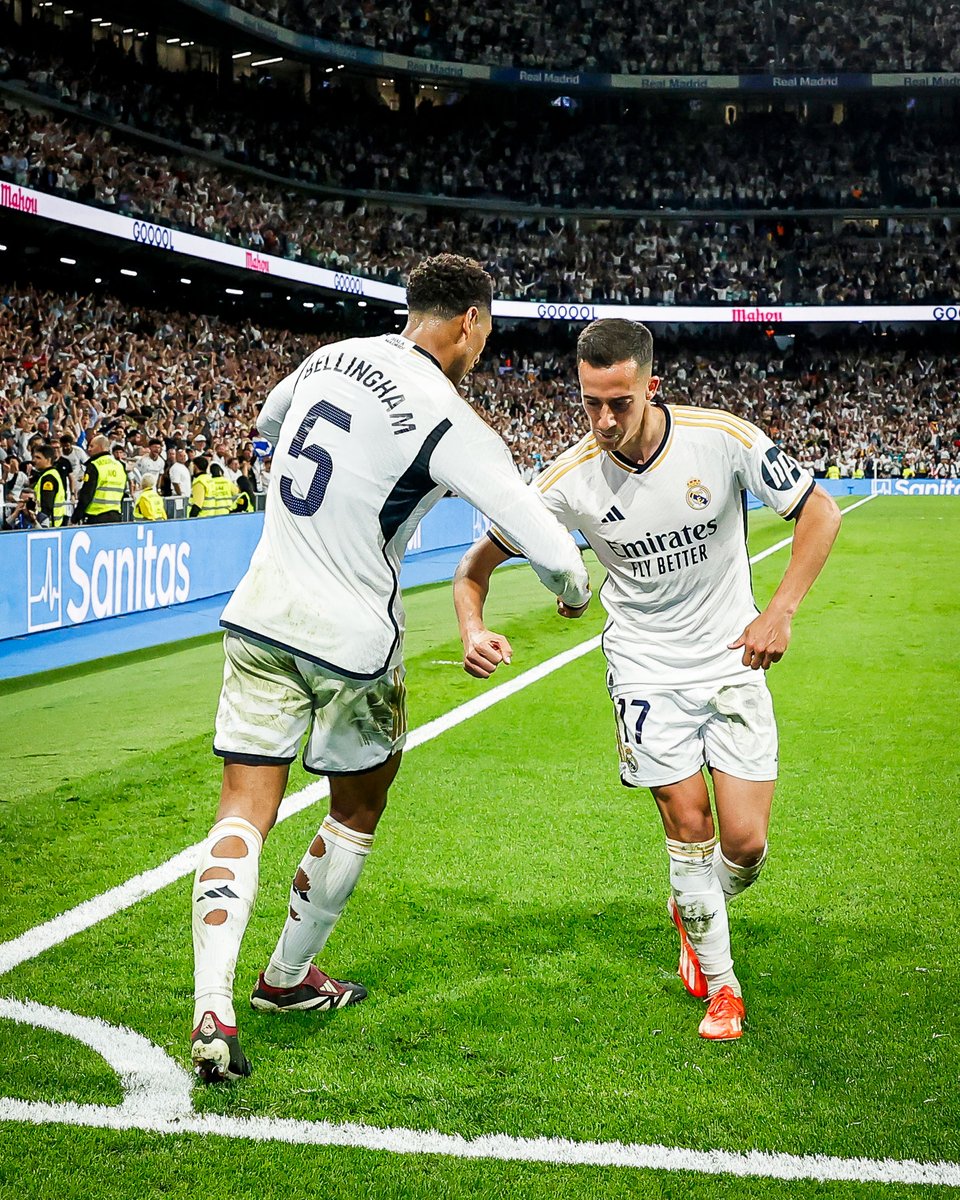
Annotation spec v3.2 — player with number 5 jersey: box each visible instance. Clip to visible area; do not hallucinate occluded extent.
[189,256,591,1084]
[454,318,841,1043]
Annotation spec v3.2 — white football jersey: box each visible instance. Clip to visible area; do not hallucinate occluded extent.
[491,403,814,691]
[221,333,589,679]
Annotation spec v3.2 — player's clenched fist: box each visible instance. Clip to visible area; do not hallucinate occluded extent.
[462,629,513,678]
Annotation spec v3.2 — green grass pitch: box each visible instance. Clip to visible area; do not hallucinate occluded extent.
[0,496,957,1199]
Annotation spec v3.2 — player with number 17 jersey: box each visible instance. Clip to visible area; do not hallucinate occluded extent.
[221,332,590,680]
[491,403,815,697]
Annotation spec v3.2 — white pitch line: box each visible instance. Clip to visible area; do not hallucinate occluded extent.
[0,497,873,979]
[0,998,192,1121]
[0,1102,958,1187]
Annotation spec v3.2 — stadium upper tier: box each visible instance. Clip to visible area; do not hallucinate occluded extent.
[3,37,958,216]
[227,0,960,74]
[1,93,958,307]
[1,286,956,505]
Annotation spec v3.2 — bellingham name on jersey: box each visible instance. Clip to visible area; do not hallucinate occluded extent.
[491,403,814,693]
[221,333,590,681]
[297,338,415,434]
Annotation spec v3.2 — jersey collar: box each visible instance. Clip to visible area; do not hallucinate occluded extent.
[607,402,673,474]
[411,343,444,374]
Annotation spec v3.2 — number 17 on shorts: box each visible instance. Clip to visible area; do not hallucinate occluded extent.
[611,683,779,789]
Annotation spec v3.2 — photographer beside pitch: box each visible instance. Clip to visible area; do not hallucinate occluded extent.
[454,318,841,1041]
[189,255,591,1083]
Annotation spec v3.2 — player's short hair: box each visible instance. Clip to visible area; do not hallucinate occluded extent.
[577,319,654,372]
[406,254,493,319]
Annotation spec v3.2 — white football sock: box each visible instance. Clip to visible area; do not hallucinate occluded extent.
[263,815,374,989]
[714,841,768,902]
[666,836,739,998]
[192,815,263,1028]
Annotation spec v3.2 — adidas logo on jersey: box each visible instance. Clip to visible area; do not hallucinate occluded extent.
[600,506,625,523]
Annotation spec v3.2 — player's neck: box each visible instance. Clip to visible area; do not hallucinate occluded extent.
[619,401,666,465]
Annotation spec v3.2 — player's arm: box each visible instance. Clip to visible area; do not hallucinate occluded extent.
[453,535,515,679]
[255,369,298,443]
[729,484,842,670]
[431,416,591,612]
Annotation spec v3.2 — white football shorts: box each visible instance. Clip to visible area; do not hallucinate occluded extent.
[214,632,407,775]
[611,680,778,788]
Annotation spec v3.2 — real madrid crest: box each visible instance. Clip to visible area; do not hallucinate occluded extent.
[685,478,712,510]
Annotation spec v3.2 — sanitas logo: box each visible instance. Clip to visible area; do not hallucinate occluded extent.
[65,527,190,623]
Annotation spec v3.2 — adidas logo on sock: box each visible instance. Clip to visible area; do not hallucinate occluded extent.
[196,885,239,902]
[600,506,625,523]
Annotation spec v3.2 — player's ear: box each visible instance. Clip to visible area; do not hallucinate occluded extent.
[463,306,479,341]
[648,375,661,397]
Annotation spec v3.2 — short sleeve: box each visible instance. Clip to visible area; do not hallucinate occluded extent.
[732,420,815,519]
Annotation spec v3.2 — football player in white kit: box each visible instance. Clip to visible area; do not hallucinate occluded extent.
[190,255,591,1082]
[454,318,841,1041]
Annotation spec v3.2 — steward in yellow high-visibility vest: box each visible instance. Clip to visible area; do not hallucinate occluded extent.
[134,474,168,521]
[31,444,67,527]
[825,463,841,480]
[189,456,219,517]
[73,435,127,524]
[208,464,237,515]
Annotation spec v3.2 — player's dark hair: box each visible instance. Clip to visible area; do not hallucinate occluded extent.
[577,319,654,371]
[406,254,493,319]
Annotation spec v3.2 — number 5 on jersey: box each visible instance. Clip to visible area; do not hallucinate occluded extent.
[280,398,352,517]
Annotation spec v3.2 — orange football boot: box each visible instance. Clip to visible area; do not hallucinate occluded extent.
[667,895,708,999]
[698,985,745,1041]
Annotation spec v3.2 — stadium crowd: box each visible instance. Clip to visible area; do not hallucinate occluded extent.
[2,95,960,307]
[3,37,960,213]
[231,0,960,73]
[1,285,956,529]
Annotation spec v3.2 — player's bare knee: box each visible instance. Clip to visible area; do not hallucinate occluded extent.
[203,909,228,926]
[671,820,715,846]
[720,835,766,868]
[328,796,387,835]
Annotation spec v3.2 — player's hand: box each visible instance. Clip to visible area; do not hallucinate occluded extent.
[462,629,514,679]
[728,608,792,670]
[557,594,589,619]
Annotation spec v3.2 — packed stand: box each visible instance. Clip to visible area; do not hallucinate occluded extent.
[0,285,332,527]
[2,284,956,530]
[233,0,960,73]
[2,95,959,306]
[3,37,959,213]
